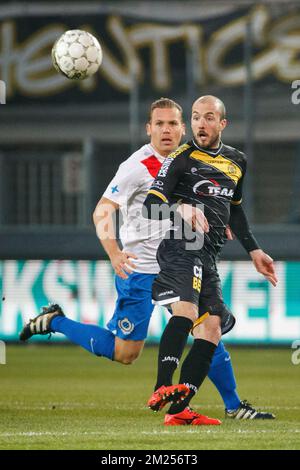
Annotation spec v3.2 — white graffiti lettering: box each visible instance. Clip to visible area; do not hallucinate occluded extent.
[0,6,299,98]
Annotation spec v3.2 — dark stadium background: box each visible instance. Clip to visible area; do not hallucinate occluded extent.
[0,1,299,344]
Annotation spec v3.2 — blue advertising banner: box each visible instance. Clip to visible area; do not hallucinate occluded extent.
[0,260,299,344]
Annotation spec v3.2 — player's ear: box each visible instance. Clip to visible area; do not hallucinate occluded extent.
[146,122,151,136]
[220,119,227,131]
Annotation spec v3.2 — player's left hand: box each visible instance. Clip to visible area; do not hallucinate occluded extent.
[225,225,235,240]
[250,249,278,286]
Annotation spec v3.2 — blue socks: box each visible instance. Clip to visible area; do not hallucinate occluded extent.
[208,341,241,411]
[51,317,115,360]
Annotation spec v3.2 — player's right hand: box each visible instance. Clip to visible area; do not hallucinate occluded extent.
[111,251,138,279]
[176,203,209,233]
[250,249,278,287]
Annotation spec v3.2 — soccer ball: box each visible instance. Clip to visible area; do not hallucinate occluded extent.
[52,29,103,80]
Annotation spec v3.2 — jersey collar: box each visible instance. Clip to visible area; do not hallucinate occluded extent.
[192,139,223,156]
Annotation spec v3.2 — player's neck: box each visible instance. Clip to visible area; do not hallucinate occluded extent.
[149,143,168,160]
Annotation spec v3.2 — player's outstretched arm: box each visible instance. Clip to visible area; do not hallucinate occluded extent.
[93,196,137,279]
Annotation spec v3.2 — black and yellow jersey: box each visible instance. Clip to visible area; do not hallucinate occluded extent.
[143,139,256,262]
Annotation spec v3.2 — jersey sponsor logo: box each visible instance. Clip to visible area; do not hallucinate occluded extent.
[193,265,202,292]
[152,180,164,188]
[192,277,201,292]
[191,166,213,174]
[193,180,214,195]
[190,150,242,184]
[193,266,202,278]
[157,157,172,178]
[118,317,134,335]
[193,180,234,197]
[208,186,234,197]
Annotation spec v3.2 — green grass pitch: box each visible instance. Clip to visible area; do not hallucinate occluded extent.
[1,344,299,450]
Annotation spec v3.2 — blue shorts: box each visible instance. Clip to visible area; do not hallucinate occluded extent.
[106,272,157,341]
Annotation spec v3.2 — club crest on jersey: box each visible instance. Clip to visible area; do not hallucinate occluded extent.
[228,163,237,175]
[118,317,134,335]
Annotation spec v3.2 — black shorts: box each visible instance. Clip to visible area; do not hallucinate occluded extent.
[152,238,235,335]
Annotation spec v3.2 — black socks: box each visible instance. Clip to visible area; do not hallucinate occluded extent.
[155,316,193,390]
[168,339,217,414]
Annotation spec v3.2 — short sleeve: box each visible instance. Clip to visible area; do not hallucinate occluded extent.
[102,159,141,207]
